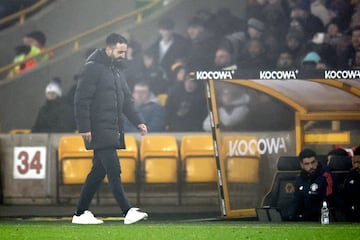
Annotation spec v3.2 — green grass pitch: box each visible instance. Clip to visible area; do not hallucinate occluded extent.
[1,220,360,240]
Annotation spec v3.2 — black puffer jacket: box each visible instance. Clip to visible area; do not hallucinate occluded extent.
[75,49,143,150]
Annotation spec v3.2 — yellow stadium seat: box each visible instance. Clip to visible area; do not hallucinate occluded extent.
[58,135,93,184]
[181,135,216,183]
[140,135,179,183]
[156,93,168,106]
[222,135,260,183]
[105,135,138,184]
[59,135,139,184]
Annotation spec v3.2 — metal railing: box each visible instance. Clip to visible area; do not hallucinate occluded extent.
[0,0,163,79]
[0,0,49,26]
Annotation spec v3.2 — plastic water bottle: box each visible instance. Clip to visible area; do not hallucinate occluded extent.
[321,201,329,225]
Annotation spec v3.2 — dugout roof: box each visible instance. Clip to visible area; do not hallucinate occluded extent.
[225,80,360,114]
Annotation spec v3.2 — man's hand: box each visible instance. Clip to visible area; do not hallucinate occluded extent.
[82,132,92,142]
[137,124,148,136]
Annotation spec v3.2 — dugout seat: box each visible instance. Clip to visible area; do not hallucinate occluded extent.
[327,155,352,221]
[221,136,260,183]
[259,156,300,221]
[180,135,216,183]
[140,135,179,183]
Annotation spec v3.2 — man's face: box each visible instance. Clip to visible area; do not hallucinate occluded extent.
[277,52,293,68]
[287,37,300,50]
[46,91,59,101]
[159,28,173,42]
[352,30,360,49]
[355,51,360,66]
[133,85,150,105]
[184,78,197,93]
[247,27,262,39]
[214,49,232,68]
[106,43,127,61]
[352,155,360,173]
[187,25,203,41]
[300,156,318,173]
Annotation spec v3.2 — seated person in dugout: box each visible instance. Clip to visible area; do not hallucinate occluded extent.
[343,146,360,221]
[283,148,334,221]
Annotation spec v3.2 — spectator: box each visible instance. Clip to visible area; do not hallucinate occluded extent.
[301,51,327,71]
[124,82,165,132]
[284,29,307,67]
[238,39,271,70]
[324,19,345,53]
[23,30,54,63]
[123,34,143,91]
[338,25,360,68]
[284,148,334,221]
[32,78,75,133]
[211,8,244,37]
[306,32,337,68]
[246,17,265,41]
[214,41,237,70]
[289,0,325,40]
[7,44,39,78]
[352,49,360,69]
[237,17,279,66]
[140,48,169,95]
[149,16,190,80]
[203,85,250,132]
[170,60,187,84]
[165,73,207,132]
[276,50,296,70]
[186,16,219,71]
[343,146,360,221]
[262,2,289,43]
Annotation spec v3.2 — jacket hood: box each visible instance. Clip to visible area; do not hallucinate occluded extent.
[86,48,114,67]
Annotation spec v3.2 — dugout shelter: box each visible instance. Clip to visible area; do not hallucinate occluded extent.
[203,77,360,219]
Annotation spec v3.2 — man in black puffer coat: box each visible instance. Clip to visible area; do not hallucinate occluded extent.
[72,33,148,225]
[284,149,334,222]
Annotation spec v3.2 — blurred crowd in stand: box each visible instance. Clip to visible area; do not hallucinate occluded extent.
[2,0,360,133]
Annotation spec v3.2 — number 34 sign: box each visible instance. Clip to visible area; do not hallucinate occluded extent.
[13,147,47,179]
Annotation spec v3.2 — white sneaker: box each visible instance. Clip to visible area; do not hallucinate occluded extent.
[124,208,148,224]
[72,210,104,224]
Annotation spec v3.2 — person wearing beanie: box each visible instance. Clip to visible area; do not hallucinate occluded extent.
[7,44,39,78]
[32,78,75,133]
[246,17,265,41]
[343,146,360,221]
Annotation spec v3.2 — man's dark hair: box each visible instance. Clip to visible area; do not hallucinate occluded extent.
[327,148,348,157]
[105,33,128,46]
[299,148,316,162]
[158,17,174,30]
[354,146,360,156]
